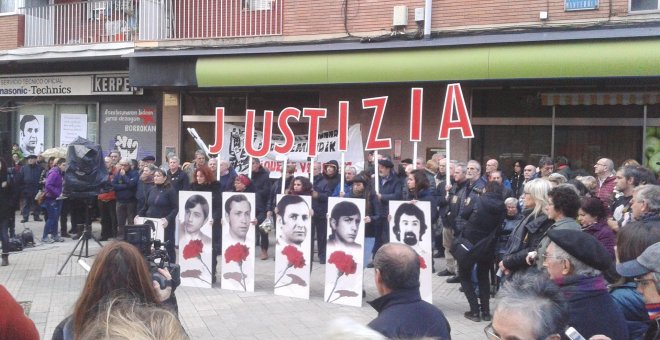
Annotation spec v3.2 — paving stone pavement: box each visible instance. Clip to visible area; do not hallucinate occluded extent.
[0,213,487,340]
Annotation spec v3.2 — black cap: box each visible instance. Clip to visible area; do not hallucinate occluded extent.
[401,158,413,165]
[25,154,37,159]
[325,160,339,169]
[547,229,612,271]
[142,155,156,162]
[378,156,394,169]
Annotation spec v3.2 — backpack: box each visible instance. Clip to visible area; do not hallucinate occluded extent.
[21,228,35,247]
[8,237,23,252]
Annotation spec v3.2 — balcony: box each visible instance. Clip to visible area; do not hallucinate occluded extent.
[19,0,283,47]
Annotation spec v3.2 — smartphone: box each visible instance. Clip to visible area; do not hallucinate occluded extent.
[565,327,586,340]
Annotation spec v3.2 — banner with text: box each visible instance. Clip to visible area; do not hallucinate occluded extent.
[100,103,157,160]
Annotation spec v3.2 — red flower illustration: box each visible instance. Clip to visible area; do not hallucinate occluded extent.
[224,243,250,291]
[274,245,307,288]
[281,245,305,268]
[183,239,204,259]
[225,243,250,264]
[418,255,427,269]
[327,251,357,302]
[328,251,357,276]
[182,239,212,281]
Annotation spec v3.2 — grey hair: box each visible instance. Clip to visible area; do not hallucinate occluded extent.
[494,272,567,339]
[553,243,601,277]
[602,158,615,173]
[504,197,519,206]
[547,173,567,186]
[168,156,180,163]
[524,179,551,217]
[345,165,357,174]
[194,149,206,157]
[467,160,481,173]
[455,162,467,174]
[219,159,230,167]
[633,184,660,213]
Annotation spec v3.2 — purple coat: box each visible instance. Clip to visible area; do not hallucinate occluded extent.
[582,220,616,260]
[44,167,63,199]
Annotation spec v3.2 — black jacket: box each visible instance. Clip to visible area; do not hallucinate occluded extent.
[167,168,190,192]
[461,191,506,244]
[368,288,451,339]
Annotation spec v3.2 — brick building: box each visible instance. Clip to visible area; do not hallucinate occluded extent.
[1,0,659,174]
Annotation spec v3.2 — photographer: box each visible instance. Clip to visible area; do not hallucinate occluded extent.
[52,241,178,340]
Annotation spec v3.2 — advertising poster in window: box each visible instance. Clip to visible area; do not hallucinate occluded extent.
[18,114,45,156]
[60,114,88,147]
[100,103,157,159]
[389,200,433,303]
[324,197,365,307]
[177,191,214,288]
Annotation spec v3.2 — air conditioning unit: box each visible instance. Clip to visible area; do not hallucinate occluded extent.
[393,5,408,26]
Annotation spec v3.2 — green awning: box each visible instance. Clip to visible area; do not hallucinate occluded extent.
[196,39,660,87]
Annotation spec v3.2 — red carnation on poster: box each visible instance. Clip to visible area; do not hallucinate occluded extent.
[224,243,250,291]
[326,251,357,303]
[418,255,427,269]
[275,245,307,288]
[183,239,204,259]
[182,239,212,282]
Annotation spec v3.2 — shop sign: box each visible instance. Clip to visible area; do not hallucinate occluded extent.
[0,74,141,96]
[565,0,598,10]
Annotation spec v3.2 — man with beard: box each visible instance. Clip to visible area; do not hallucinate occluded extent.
[392,203,428,255]
[608,165,643,231]
[312,160,339,263]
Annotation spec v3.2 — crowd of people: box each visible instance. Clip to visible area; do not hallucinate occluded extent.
[0,147,659,339]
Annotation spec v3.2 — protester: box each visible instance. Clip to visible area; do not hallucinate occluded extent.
[373,156,402,263]
[166,156,190,192]
[52,241,177,340]
[350,173,382,267]
[136,164,156,215]
[594,158,617,211]
[499,179,553,275]
[78,296,188,340]
[457,181,506,322]
[98,156,117,241]
[578,197,616,259]
[249,159,270,260]
[312,160,340,264]
[42,158,66,243]
[19,154,42,223]
[611,221,659,340]
[0,158,13,266]
[631,184,660,223]
[190,165,222,280]
[367,243,451,339]
[112,158,139,240]
[136,169,178,262]
[0,285,39,340]
[616,242,660,340]
[544,229,627,339]
[490,271,566,340]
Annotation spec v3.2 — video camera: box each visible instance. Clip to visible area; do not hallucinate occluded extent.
[124,223,180,290]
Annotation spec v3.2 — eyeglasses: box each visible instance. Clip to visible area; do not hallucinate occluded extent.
[542,253,564,262]
[484,323,501,340]
[634,277,656,287]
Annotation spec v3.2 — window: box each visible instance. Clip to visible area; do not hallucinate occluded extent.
[0,0,23,14]
[243,0,272,11]
[631,0,659,11]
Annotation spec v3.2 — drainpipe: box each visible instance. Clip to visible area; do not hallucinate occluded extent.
[424,0,432,39]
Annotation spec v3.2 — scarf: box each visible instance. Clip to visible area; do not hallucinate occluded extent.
[553,274,608,300]
[647,302,660,320]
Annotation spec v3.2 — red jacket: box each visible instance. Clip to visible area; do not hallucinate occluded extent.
[597,175,616,213]
[0,285,39,340]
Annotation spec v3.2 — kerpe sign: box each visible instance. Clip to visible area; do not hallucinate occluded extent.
[0,74,141,96]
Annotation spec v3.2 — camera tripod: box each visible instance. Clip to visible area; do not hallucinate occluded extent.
[57,198,103,275]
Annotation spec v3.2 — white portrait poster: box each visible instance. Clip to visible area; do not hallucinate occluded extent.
[221,192,256,292]
[59,113,88,147]
[18,114,44,156]
[324,197,365,307]
[389,200,433,303]
[177,191,213,288]
[274,194,312,299]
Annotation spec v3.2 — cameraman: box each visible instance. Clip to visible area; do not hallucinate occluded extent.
[52,241,179,340]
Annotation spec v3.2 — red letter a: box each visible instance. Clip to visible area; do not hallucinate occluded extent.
[438,84,474,140]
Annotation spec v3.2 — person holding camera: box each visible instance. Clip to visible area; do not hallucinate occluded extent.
[52,241,178,340]
[135,168,178,262]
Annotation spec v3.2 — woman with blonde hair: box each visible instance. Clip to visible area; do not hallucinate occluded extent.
[498,178,554,275]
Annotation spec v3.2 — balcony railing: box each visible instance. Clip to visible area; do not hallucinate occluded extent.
[20,0,283,47]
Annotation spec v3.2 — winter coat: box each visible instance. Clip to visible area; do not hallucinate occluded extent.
[111,169,139,203]
[368,288,451,339]
[139,184,178,228]
[496,212,524,259]
[19,163,42,195]
[461,191,506,245]
[312,174,339,216]
[0,173,14,220]
[378,173,402,217]
[582,220,617,260]
[501,210,553,272]
[167,168,190,192]
[44,167,63,199]
[610,281,650,340]
[250,167,271,217]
